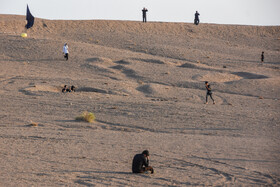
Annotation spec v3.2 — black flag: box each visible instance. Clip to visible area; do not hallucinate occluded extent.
[25,5,34,29]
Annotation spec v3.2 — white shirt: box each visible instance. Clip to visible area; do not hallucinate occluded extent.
[63,45,69,54]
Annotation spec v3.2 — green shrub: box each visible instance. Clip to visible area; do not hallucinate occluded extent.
[75,111,96,123]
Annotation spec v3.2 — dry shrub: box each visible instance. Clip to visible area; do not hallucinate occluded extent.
[259,96,264,99]
[75,111,96,123]
[29,122,38,127]
[138,80,144,85]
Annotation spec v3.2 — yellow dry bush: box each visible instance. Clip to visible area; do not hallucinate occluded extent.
[75,111,96,123]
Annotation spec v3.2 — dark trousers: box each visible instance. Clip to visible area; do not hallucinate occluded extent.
[206,93,214,102]
[194,19,199,25]
[64,53,68,61]
[143,16,147,22]
[133,166,154,174]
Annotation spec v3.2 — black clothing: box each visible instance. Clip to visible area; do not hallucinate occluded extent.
[206,84,212,94]
[261,53,264,62]
[206,92,214,103]
[64,53,68,61]
[62,85,67,93]
[194,12,200,25]
[71,86,76,92]
[142,9,148,22]
[205,84,214,102]
[132,154,149,173]
[195,12,200,20]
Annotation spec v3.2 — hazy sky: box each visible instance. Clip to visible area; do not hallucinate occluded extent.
[0,0,279,25]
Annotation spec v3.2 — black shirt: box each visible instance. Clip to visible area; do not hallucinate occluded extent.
[142,9,148,16]
[132,154,149,173]
[206,84,212,94]
[195,12,200,20]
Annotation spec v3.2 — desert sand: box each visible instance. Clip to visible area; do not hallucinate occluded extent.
[0,14,280,186]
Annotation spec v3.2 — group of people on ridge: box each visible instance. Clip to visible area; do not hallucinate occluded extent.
[142,7,200,25]
[61,7,267,109]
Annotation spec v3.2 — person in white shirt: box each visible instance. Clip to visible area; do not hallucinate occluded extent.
[63,43,69,61]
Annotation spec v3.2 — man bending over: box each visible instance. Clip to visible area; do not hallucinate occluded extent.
[132,150,154,174]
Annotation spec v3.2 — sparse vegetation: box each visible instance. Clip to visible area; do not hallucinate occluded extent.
[75,111,96,123]
[138,80,144,85]
[29,122,38,127]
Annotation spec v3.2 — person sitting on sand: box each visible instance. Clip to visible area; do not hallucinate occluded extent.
[205,81,215,104]
[62,85,74,93]
[63,43,69,61]
[70,85,76,92]
[132,150,154,174]
[62,85,67,92]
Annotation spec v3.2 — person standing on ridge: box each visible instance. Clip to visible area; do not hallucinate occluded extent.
[194,11,200,25]
[205,81,215,104]
[132,150,154,174]
[261,51,264,63]
[63,43,69,61]
[142,7,148,23]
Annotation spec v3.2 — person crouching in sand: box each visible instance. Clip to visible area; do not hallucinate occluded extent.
[132,150,154,174]
[62,85,76,93]
[205,81,215,104]
[62,85,68,92]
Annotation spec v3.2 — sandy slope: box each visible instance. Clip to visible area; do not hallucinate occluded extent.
[0,14,280,186]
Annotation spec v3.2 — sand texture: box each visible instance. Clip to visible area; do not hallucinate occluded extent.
[0,15,280,186]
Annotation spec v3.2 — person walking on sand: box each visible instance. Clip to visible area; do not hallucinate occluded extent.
[261,51,264,63]
[63,43,69,61]
[194,11,200,25]
[205,81,215,104]
[142,7,148,23]
[132,150,154,174]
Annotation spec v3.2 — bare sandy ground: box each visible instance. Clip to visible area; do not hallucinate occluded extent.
[0,15,280,186]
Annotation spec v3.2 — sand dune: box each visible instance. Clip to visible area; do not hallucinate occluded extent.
[0,14,279,186]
